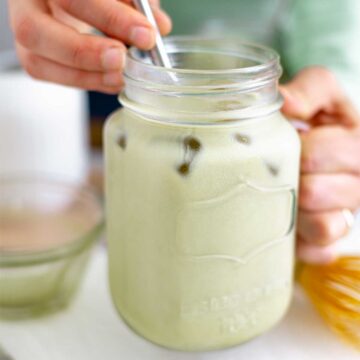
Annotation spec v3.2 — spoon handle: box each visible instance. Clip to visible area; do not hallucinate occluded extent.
[133,0,173,68]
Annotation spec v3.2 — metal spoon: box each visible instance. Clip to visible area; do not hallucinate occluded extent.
[133,0,175,73]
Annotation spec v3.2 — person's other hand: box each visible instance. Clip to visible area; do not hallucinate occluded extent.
[7,0,172,93]
[280,67,360,264]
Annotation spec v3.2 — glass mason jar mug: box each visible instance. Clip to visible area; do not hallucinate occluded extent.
[105,39,300,351]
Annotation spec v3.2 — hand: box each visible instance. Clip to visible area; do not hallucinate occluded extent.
[280,67,360,264]
[7,0,172,93]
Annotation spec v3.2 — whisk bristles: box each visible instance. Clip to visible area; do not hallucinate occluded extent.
[298,256,360,350]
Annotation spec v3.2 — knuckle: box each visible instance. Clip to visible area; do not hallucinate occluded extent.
[315,67,337,85]
[72,70,86,85]
[300,177,320,209]
[301,152,319,173]
[71,42,88,68]
[104,11,124,35]
[300,132,322,167]
[311,66,340,96]
[22,54,41,80]
[313,216,338,244]
[14,16,38,48]
[55,0,75,12]
[73,70,96,90]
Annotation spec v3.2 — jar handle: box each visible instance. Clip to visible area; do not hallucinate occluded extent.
[284,188,297,237]
[245,181,297,238]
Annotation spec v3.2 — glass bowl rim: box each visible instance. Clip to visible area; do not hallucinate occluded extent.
[0,175,104,267]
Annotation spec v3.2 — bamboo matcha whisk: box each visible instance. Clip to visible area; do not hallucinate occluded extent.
[298,256,360,350]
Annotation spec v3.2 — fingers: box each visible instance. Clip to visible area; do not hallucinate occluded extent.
[301,126,360,174]
[284,66,360,264]
[54,0,171,49]
[10,0,133,90]
[14,10,126,72]
[17,46,123,93]
[150,6,172,35]
[280,67,360,127]
[122,0,160,6]
[297,210,350,246]
[48,1,93,32]
[299,173,360,211]
[296,209,351,264]
[280,67,339,120]
[9,0,172,90]
[296,237,337,264]
[122,0,172,35]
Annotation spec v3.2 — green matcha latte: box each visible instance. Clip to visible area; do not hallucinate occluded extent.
[105,39,300,351]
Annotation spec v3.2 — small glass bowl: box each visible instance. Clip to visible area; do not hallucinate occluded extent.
[0,177,104,318]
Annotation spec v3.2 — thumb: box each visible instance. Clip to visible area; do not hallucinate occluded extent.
[280,66,359,126]
[280,67,340,120]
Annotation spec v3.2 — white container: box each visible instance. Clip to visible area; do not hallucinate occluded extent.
[0,70,88,182]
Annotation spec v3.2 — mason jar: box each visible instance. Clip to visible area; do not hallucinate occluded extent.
[105,39,300,351]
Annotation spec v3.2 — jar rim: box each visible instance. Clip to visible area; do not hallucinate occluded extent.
[122,37,282,124]
[127,36,280,77]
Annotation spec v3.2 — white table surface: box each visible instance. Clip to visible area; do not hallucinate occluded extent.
[1,244,359,360]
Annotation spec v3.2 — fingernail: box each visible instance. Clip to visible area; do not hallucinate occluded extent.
[102,48,125,71]
[130,26,154,49]
[290,120,311,133]
[103,71,122,87]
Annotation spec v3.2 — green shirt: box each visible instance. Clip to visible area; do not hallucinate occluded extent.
[162,0,360,108]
